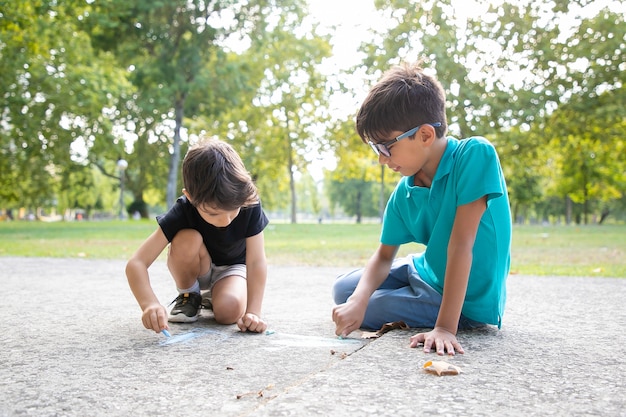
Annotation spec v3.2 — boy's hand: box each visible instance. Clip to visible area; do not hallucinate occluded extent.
[237,313,267,333]
[332,299,367,337]
[409,327,465,356]
[141,303,169,334]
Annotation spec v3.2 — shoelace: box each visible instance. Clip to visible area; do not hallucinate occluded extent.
[169,293,192,307]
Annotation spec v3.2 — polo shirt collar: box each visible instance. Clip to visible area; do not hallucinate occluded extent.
[432,137,458,182]
[404,137,458,198]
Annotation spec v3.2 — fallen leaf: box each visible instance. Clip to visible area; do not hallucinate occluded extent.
[423,360,462,376]
[361,321,409,339]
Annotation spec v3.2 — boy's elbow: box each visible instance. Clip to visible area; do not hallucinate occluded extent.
[125,257,145,280]
[124,260,135,281]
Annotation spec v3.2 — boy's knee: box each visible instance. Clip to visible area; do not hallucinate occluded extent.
[212,294,245,324]
[332,273,356,304]
[169,229,203,260]
[331,280,344,304]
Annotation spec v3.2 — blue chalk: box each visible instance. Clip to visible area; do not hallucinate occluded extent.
[161,329,171,338]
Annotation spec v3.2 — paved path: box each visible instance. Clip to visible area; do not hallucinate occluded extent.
[1,257,625,416]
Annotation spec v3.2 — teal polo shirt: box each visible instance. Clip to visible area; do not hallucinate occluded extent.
[381,137,512,327]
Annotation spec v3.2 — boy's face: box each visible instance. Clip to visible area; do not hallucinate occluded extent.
[194,205,241,228]
[371,124,439,178]
[374,130,426,177]
[182,189,240,227]
[368,123,441,157]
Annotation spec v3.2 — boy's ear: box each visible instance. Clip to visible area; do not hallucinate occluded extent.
[420,124,437,145]
[182,188,191,201]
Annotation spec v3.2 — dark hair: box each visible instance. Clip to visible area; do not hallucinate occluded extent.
[182,139,259,210]
[356,62,448,143]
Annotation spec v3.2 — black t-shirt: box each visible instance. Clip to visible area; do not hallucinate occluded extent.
[156,196,269,266]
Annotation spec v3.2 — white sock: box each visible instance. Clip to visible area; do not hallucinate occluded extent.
[178,280,200,294]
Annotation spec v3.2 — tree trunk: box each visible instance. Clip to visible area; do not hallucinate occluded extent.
[287,136,297,224]
[356,189,362,224]
[167,95,186,209]
[582,164,589,225]
[599,208,610,224]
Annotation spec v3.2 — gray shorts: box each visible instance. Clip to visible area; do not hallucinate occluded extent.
[197,264,246,291]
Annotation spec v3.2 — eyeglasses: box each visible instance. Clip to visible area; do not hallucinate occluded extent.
[368,122,442,157]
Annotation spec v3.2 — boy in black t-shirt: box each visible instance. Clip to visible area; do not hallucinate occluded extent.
[126,139,270,334]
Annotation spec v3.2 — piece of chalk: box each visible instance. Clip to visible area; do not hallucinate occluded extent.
[162,329,171,338]
[265,329,276,335]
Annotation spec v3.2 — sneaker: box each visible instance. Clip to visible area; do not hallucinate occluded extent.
[168,292,202,323]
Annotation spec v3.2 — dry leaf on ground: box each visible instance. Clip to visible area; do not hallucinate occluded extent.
[361,321,409,339]
[423,360,462,376]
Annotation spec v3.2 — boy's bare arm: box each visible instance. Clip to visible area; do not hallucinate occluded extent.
[332,244,398,337]
[437,196,487,332]
[238,231,268,332]
[125,228,169,332]
[410,196,487,354]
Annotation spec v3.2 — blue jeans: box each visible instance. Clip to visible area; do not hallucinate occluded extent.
[332,255,485,330]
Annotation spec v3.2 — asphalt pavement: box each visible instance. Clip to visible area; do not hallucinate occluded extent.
[1,257,625,416]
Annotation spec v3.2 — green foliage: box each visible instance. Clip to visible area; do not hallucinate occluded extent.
[1,0,624,225]
[324,118,399,222]
[227,7,332,222]
[544,85,626,223]
[0,0,130,209]
[359,0,626,224]
[82,0,332,217]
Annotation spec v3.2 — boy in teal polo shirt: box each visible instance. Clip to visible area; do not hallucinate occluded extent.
[332,62,512,356]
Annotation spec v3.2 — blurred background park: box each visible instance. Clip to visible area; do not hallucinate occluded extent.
[0,0,624,275]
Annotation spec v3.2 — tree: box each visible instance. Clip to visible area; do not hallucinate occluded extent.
[85,0,236,208]
[349,0,626,222]
[0,0,130,212]
[239,12,331,223]
[84,0,331,220]
[546,86,626,224]
[326,118,398,222]
[295,170,323,220]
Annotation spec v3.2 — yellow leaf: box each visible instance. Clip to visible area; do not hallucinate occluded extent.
[423,361,462,376]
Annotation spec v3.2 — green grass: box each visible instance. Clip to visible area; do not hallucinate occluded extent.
[0,220,624,277]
